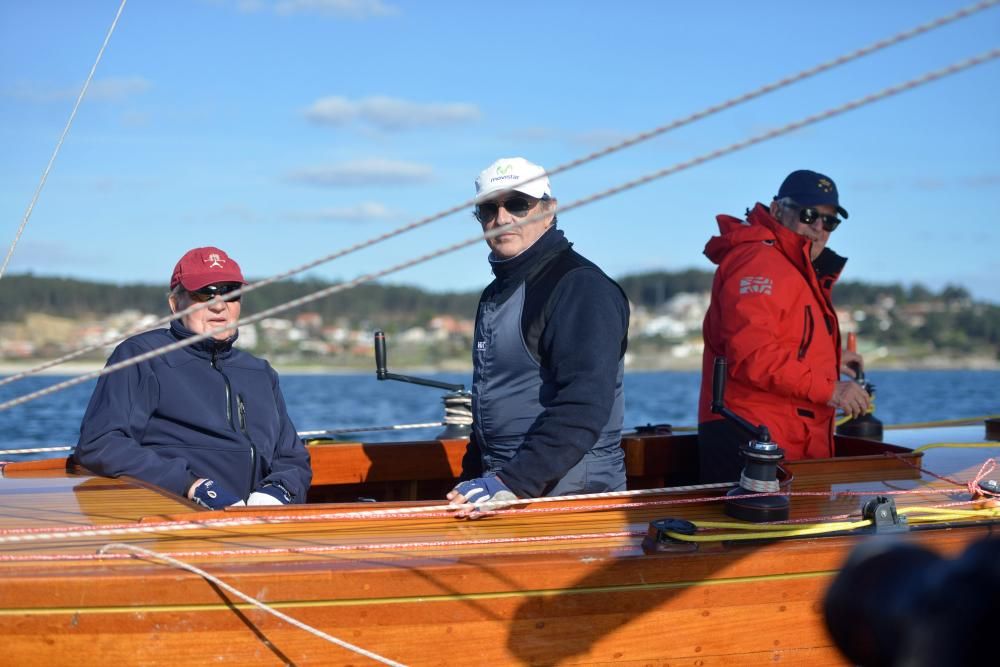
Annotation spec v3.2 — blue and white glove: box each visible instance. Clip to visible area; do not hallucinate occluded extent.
[247,482,292,506]
[188,479,242,509]
[451,476,518,508]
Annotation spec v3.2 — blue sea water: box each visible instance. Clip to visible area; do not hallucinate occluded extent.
[1,370,998,459]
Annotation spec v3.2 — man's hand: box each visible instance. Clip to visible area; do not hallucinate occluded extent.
[187,478,243,509]
[840,350,864,379]
[247,482,292,506]
[447,476,518,519]
[828,381,871,419]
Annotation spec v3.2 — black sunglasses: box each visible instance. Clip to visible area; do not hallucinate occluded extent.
[796,207,841,232]
[188,282,242,303]
[474,195,540,224]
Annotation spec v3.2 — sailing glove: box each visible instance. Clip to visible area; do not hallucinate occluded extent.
[188,479,242,509]
[452,476,518,507]
[247,482,293,506]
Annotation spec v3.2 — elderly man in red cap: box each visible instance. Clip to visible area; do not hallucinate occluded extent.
[75,247,312,509]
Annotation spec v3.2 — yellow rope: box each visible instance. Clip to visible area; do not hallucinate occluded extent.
[835,394,877,427]
[663,505,1000,542]
[912,442,1000,453]
[682,413,998,432]
[665,519,871,542]
[885,414,1000,430]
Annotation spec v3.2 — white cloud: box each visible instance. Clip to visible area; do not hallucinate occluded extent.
[87,77,152,102]
[506,126,557,142]
[852,174,1000,192]
[304,96,480,131]
[277,0,398,17]
[229,0,399,18]
[287,202,397,221]
[220,205,262,222]
[506,126,632,148]
[6,76,151,104]
[287,158,433,187]
[960,174,1000,189]
[569,129,633,147]
[8,240,107,269]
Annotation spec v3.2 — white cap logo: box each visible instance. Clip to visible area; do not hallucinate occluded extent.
[475,157,551,202]
[206,253,226,269]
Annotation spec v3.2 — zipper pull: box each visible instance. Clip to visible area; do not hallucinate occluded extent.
[238,395,247,433]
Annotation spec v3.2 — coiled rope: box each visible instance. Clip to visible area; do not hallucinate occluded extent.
[2,0,997,389]
[98,543,406,667]
[2,47,998,414]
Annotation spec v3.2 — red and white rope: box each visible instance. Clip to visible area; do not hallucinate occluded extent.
[0,454,991,547]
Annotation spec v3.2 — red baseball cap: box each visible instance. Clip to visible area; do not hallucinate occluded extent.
[169,247,247,291]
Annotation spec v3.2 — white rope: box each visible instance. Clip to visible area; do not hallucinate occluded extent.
[739,473,781,493]
[2,47,997,413]
[0,0,128,281]
[3,0,995,388]
[97,543,407,667]
[443,393,473,426]
[0,423,449,456]
[299,422,445,437]
[0,481,740,545]
[0,445,73,456]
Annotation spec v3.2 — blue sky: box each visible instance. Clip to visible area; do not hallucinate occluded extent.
[2,0,999,303]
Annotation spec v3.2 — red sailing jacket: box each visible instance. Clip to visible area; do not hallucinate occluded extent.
[698,203,847,460]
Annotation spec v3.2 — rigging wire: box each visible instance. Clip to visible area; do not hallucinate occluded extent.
[2,0,998,388]
[1,46,996,413]
[0,0,129,281]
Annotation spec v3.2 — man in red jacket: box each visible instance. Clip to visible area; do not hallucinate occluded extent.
[697,170,870,483]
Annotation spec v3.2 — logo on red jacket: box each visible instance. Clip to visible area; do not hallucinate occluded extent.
[739,276,773,295]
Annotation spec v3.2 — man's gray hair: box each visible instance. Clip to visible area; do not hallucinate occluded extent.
[774,196,799,210]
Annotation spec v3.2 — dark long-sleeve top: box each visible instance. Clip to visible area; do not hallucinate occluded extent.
[469,227,629,497]
[74,321,312,502]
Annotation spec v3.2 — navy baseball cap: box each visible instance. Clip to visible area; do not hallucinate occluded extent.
[776,169,849,219]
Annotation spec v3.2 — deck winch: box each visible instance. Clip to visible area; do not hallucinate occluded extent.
[711,357,790,522]
[374,330,472,439]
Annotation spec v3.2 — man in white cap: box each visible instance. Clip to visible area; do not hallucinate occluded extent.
[448,158,631,517]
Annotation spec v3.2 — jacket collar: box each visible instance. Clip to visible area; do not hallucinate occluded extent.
[169,319,237,360]
[488,226,569,283]
[705,203,846,278]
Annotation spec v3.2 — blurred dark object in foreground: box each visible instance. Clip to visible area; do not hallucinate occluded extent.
[824,536,999,666]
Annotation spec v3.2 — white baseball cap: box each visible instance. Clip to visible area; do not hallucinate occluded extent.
[474,157,552,202]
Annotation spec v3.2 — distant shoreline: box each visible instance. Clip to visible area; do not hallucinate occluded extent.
[2,356,998,377]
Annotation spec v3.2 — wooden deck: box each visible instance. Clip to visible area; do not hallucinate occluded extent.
[0,425,996,665]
